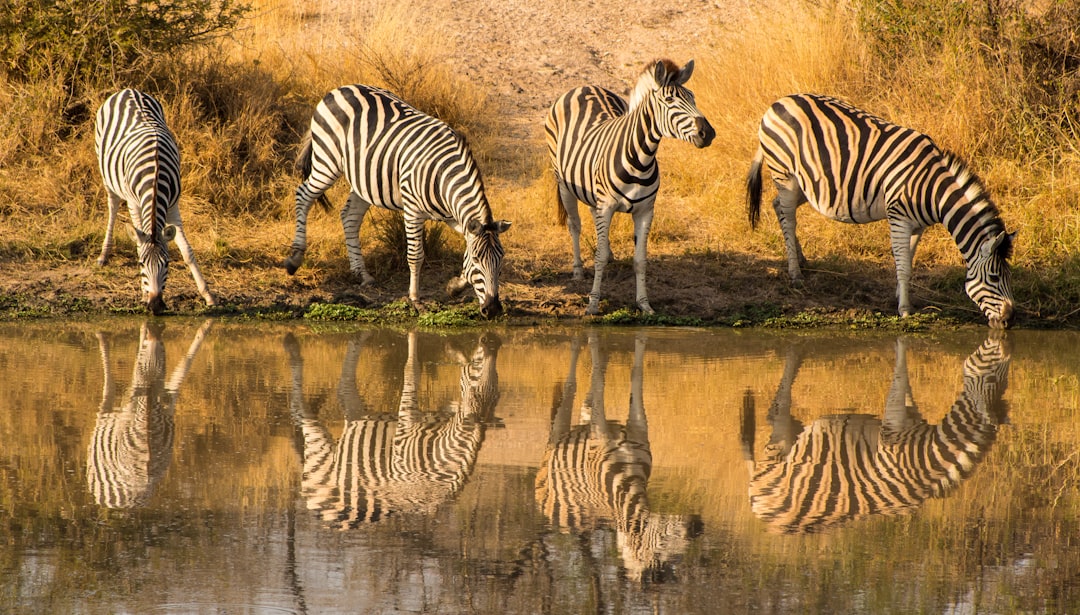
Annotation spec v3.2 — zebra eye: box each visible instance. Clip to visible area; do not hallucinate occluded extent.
[664,95,676,103]
[988,272,1000,284]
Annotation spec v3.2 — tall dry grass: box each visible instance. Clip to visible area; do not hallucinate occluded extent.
[1,0,1078,320]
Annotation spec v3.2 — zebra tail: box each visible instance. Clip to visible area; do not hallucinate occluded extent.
[746,147,764,229]
[555,183,567,227]
[295,129,331,211]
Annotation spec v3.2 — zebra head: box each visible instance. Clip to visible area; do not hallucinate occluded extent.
[965,230,1016,329]
[136,224,175,315]
[451,218,511,318]
[634,59,715,148]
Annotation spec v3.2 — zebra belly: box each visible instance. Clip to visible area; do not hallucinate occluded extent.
[804,183,890,225]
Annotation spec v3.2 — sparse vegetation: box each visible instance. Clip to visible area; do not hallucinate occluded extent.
[1,0,1079,326]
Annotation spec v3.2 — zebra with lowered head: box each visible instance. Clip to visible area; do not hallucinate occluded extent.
[94,89,215,314]
[746,93,1016,328]
[285,85,511,318]
[546,59,715,315]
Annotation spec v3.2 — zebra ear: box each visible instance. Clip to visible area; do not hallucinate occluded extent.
[465,219,484,235]
[676,59,695,85]
[490,220,511,234]
[134,228,151,244]
[161,224,177,243]
[981,231,1014,259]
[653,60,670,86]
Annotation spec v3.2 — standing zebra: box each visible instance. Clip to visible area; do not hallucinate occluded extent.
[285,329,501,528]
[87,320,212,508]
[286,85,511,318]
[546,59,715,315]
[747,93,1016,328]
[740,336,1010,534]
[535,331,702,581]
[94,89,215,314]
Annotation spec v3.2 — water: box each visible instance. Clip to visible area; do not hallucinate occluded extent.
[1,320,1078,614]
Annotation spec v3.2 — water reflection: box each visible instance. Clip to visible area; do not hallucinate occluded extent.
[536,331,703,582]
[285,329,501,528]
[742,335,1011,534]
[87,320,212,508]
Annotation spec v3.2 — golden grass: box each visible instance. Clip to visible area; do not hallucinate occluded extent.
[1,0,1079,320]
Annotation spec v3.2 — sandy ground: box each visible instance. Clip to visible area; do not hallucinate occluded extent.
[0,0,991,325]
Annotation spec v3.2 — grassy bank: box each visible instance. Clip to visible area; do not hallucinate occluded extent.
[1,0,1079,327]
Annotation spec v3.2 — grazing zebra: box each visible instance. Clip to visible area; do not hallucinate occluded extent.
[94,89,215,314]
[740,336,1010,534]
[746,93,1016,328]
[87,320,212,508]
[546,59,715,315]
[285,329,501,528]
[535,332,702,582]
[286,85,511,318]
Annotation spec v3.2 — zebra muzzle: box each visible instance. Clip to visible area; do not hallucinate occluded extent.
[480,295,502,319]
[693,117,715,148]
[147,294,167,315]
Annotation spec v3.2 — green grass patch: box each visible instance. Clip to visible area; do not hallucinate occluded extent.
[592,308,705,327]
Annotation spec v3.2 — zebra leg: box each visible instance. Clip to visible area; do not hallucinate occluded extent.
[558,185,586,280]
[341,194,376,286]
[285,175,338,275]
[765,345,805,458]
[584,329,609,435]
[404,215,427,308]
[888,216,920,317]
[625,333,649,444]
[586,205,617,315]
[97,191,124,266]
[772,193,806,284]
[631,205,656,314]
[165,207,216,306]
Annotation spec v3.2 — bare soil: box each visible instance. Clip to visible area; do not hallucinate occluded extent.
[0,1,1003,327]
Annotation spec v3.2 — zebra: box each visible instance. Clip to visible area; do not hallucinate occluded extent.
[740,336,1010,534]
[746,93,1016,328]
[285,329,501,528]
[87,319,212,508]
[285,85,511,318]
[94,89,215,315]
[545,59,715,315]
[535,331,702,582]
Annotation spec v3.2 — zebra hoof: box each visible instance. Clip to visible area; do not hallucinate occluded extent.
[283,249,305,275]
[638,302,655,315]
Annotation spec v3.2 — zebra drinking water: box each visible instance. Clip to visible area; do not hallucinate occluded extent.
[94,89,215,314]
[746,93,1016,328]
[546,59,715,315]
[286,85,511,318]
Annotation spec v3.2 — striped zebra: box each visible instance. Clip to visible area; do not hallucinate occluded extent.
[87,320,212,508]
[94,89,215,315]
[746,93,1016,328]
[535,332,702,582]
[285,329,500,528]
[285,85,511,318]
[740,336,1010,534]
[545,59,715,315]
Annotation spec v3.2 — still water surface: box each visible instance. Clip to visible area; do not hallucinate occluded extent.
[1,320,1078,614]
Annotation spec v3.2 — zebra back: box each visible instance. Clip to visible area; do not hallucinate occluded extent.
[744,337,1010,534]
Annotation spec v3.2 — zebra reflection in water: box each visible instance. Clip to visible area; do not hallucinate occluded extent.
[741,336,1010,534]
[87,320,212,508]
[285,330,501,529]
[536,332,702,582]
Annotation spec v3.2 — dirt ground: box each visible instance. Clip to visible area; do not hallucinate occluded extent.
[0,0,1000,326]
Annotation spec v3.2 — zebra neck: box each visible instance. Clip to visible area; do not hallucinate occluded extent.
[613,106,663,164]
[939,195,1005,263]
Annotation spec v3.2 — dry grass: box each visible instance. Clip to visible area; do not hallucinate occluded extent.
[1,0,1079,324]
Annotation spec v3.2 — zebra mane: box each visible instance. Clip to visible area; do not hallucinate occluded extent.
[629,58,680,110]
[940,149,1008,237]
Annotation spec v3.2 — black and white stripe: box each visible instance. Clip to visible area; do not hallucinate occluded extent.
[286,330,500,528]
[286,85,511,318]
[747,93,1016,328]
[94,89,215,314]
[545,59,714,315]
[87,320,212,508]
[536,332,701,581]
[741,336,1010,534]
